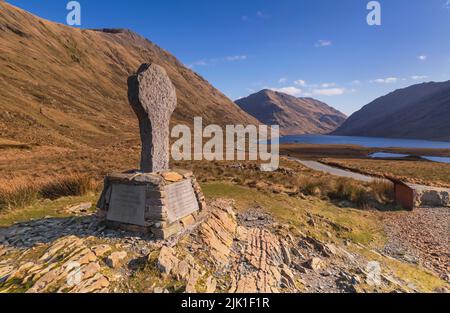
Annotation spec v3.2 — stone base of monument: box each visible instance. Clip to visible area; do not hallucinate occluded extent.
[96,169,206,239]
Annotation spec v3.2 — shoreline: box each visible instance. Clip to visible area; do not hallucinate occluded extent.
[280,143,450,159]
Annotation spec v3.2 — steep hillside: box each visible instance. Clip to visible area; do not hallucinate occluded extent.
[235,89,346,135]
[333,81,450,141]
[0,1,258,149]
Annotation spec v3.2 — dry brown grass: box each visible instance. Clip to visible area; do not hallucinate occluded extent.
[0,173,99,211]
[175,159,395,210]
[296,176,394,209]
[321,158,450,188]
[0,1,258,150]
[0,177,39,210]
[369,180,395,203]
[0,148,397,212]
[280,144,450,188]
[39,174,99,200]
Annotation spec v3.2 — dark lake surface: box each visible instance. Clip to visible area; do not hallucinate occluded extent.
[280,135,450,150]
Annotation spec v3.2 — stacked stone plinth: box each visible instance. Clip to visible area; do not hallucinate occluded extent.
[97,169,206,239]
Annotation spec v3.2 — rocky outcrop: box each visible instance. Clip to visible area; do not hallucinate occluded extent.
[156,246,208,293]
[1,236,109,293]
[154,199,237,293]
[230,228,284,293]
[106,251,128,269]
[153,199,288,293]
[1,198,446,293]
[196,199,237,267]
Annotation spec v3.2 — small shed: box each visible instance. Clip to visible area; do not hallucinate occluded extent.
[391,179,415,210]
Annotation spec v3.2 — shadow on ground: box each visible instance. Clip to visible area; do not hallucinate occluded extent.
[0,215,154,249]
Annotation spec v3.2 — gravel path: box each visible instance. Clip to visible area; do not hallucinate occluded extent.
[288,157,449,283]
[383,207,450,282]
[289,158,380,182]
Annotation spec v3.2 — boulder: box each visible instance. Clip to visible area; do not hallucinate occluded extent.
[91,245,112,258]
[280,265,296,288]
[281,242,291,265]
[157,246,179,275]
[105,251,128,269]
[65,203,92,215]
[304,257,324,271]
[205,276,217,293]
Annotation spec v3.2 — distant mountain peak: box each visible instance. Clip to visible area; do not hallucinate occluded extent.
[236,90,347,135]
[333,80,450,141]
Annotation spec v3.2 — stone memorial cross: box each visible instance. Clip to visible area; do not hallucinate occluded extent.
[127,63,177,173]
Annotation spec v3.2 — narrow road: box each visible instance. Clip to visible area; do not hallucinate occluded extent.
[288,158,383,183]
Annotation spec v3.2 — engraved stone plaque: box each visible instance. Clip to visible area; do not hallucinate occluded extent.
[107,184,146,226]
[165,180,200,224]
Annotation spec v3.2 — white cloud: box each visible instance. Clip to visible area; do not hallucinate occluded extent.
[279,77,288,84]
[269,80,352,98]
[294,79,306,87]
[270,86,302,97]
[312,88,346,96]
[188,60,208,68]
[417,55,427,61]
[411,75,428,80]
[351,80,362,85]
[224,55,247,61]
[445,0,450,9]
[256,11,270,19]
[372,77,398,84]
[315,40,332,48]
[189,55,247,68]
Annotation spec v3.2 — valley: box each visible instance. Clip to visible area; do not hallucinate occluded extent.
[0,1,449,295]
[280,143,450,187]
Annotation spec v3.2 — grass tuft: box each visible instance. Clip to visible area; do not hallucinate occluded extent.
[0,173,99,211]
[175,160,395,210]
[40,174,97,200]
[0,178,40,210]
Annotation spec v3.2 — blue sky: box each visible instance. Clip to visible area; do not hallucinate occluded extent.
[7,0,450,115]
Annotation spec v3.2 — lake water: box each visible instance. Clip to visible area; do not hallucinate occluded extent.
[369,152,450,164]
[370,152,409,158]
[280,135,450,149]
[423,156,450,163]
[278,135,450,164]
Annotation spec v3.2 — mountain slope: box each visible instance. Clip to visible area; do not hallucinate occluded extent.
[235,89,346,135]
[333,81,450,141]
[0,1,258,149]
